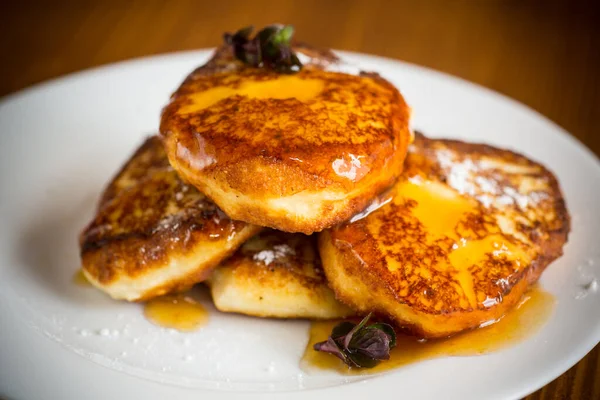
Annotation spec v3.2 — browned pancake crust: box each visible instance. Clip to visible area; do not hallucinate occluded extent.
[319,133,570,338]
[80,136,261,300]
[160,44,411,233]
[219,231,328,293]
[207,229,353,319]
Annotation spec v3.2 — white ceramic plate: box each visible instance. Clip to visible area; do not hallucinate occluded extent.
[0,50,599,400]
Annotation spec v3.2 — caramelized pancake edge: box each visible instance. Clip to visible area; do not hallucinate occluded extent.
[319,133,570,337]
[80,136,261,301]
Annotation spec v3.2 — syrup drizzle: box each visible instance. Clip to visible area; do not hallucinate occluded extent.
[301,287,555,374]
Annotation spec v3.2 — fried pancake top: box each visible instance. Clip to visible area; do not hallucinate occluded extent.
[80,136,255,284]
[160,44,410,196]
[327,133,569,315]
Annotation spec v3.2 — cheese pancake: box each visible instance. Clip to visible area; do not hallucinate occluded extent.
[207,230,353,319]
[79,136,261,301]
[319,133,570,338]
[160,45,411,234]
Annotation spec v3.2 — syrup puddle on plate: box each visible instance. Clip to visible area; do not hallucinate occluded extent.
[301,287,555,374]
[73,269,92,286]
[72,271,209,332]
[144,294,208,332]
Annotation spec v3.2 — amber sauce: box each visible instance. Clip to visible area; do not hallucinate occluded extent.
[144,294,208,332]
[301,287,555,374]
[73,269,92,286]
[180,76,324,114]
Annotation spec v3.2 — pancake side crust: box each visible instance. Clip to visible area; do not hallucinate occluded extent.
[80,137,261,301]
[207,230,354,319]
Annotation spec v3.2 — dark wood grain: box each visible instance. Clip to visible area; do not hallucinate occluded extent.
[0,1,598,398]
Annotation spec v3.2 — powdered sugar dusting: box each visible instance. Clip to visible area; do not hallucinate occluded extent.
[253,244,296,266]
[434,148,547,210]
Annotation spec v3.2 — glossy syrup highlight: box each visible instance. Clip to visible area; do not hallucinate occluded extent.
[301,287,555,374]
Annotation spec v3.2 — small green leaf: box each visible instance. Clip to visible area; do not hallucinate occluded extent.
[272,25,294,45]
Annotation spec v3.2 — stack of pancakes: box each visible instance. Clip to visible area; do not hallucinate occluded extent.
[80,44,569,338]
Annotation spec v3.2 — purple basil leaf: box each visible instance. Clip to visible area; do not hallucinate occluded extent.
[313,337,348,364]
[343,313,372,351]
[350,327,392,360]
[223,24,302,73]
[224,26,255,62]
[233,25,254,41]
[331,321,355,339]
[256,25,280,47]
[242,39,261,66]
[278,46,292,62]
[313,315,397,369]
[368,322,397,348]
[223,33,233,44]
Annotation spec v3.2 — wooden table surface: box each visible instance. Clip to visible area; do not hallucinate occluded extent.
[1,1,598,399]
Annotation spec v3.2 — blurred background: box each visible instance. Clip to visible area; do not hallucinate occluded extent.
[1,0,599,157]
[0,1,598,398]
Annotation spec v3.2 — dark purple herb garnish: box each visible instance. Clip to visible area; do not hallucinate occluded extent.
[223,24,302,73]
[313,313,397,368]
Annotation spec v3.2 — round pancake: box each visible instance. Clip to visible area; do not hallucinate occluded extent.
[80,136,261,301]
[160,45,411,234]
[207,229,353,319]
[319,133,570,338]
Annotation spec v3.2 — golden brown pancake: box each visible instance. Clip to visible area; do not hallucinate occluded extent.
[160,45,411,234]
[79,136,261,301]
[319,133,570,338]
[207,229,353,319]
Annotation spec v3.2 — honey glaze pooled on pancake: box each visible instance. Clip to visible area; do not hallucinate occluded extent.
[319,133,569,338]
[164,67,406,186]
[160,42,411,234]
[371,177,531,310]
[301,287,555,374]
[144,293,208,332]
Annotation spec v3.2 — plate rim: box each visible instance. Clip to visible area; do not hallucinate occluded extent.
[0,48,599,400]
